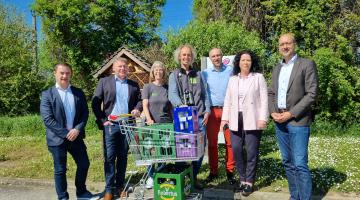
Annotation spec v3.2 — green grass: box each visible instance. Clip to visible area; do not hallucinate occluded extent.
[0,114,360,194]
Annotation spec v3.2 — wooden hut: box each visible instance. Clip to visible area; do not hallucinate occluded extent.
[93,46,151,88]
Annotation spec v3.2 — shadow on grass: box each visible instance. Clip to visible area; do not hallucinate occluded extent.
[256,157,285,189]
[311,167,347,198]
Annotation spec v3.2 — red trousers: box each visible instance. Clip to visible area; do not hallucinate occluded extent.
[206,107,235,175]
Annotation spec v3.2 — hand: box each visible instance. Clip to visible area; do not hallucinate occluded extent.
[257,120,267,130]
[131,109,141,117]
[220,120,229,131]
[66,129,79,141]
[277,111,293,123]
[146,119,154,125]
[202,112,210,126]
[271,112,282,122]
[103,121,114,126]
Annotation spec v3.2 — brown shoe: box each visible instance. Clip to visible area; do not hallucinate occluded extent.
[103,192,113,200]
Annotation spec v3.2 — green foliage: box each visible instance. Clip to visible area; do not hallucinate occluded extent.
[193,0,360,125]
[0,4,46,115]
[32,0,166,96]
[162,20,270,71]
[312,48,360,124]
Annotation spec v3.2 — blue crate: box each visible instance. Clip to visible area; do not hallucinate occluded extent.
[173,106,199,134]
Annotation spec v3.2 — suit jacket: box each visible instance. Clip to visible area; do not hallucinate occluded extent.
[40,86,89,146]
[268,57,319,126]
[222,73,269,131]
[92,75,142,130]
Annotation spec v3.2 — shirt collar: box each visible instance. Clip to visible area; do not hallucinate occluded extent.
[55,83,71,91]
[281,54,298,66]
[211,64,226,72]
[114,75,127,83]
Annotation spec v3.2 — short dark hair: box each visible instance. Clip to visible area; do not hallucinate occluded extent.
[54,63,72,72]
[232,50,260,76]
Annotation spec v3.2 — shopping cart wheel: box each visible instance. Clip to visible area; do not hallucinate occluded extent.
[186,193,203,200]
[127,186,134,193]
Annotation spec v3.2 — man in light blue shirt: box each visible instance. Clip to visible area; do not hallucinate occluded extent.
[92,57,142,200]
[268,33,318,200]
[202,48,236,185]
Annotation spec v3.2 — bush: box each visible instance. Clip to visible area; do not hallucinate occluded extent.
[312,48,360,125]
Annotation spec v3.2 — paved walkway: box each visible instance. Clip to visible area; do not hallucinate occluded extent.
[1,177,359,200]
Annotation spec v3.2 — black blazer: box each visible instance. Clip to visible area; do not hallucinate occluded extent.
[40,86,89,146]
[92,75,142,130]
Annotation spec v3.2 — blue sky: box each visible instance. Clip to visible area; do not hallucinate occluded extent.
[2,0,193,37]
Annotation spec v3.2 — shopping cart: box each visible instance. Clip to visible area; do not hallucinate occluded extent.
[115,115,204,200]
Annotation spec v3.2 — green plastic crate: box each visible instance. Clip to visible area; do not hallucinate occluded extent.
[148,123,176,159]
[154,164,193,200]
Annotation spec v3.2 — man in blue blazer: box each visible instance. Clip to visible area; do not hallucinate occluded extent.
[40,63,95,200]
[92,57,142,200]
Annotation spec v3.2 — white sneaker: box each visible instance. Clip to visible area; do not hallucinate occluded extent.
[145,177,154,189]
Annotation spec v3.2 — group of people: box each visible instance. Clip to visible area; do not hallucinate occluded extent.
[40,32,318,200]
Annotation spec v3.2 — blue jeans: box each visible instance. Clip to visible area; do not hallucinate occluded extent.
[275,123,312,200]
[192,117,206,178]
[103,124,129,194]
[48,139,90,200]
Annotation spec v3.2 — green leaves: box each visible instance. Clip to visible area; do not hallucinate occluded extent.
[33,0,165,96]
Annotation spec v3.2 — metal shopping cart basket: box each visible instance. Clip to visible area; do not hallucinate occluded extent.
[115,115,204,200]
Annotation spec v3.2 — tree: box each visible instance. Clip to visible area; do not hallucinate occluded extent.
[33,0,166,95]
[0,3,46,115]
[193,0,360,60]
[193,0,360,124]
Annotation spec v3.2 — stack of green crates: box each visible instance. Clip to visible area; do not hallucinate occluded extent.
[149,123,176,159]
[154,164,194,200]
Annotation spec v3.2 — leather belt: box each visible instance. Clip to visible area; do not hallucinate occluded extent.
[211,106,223,109]
[278,108,288,113]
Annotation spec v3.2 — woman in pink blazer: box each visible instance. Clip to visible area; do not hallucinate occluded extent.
[221,50,268,196]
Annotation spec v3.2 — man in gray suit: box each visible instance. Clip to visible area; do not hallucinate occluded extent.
[40,63,96,200]
[268,33,318,200]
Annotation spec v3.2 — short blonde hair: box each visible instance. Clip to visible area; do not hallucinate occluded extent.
[173,44,197,65]
[150,61,167,80]
[113,57,128,66]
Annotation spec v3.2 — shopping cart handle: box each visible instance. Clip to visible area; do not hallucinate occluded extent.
[108,114,133,122]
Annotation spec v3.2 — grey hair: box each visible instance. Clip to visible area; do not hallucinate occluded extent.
[209,48,223,57]
[173,44,197,65]
[150,61,167,80]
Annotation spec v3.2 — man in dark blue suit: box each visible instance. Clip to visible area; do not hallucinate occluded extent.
[92,57,142,200]
[40,63,96,200]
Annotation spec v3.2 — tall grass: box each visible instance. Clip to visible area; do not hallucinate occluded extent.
[0,113,100,137]
[1,114,360,137]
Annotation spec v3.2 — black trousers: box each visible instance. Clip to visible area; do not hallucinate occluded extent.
[230,112,261,183]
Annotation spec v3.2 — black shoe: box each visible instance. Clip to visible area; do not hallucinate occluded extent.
[204,173,218,183]
[226,172,236,185]
[194,180,204,190]
[242,184,253,196]
[235,182,246,192]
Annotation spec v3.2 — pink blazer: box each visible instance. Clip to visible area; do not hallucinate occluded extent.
[222,73,269,131]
